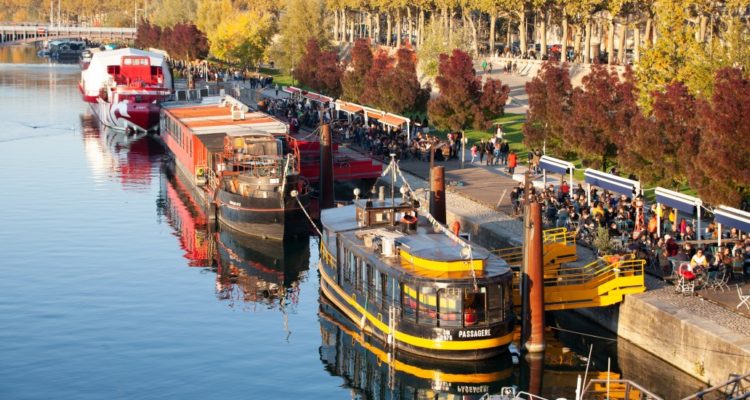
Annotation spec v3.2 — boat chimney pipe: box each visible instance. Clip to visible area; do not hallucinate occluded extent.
[429,166,446,225]
[320,123,334,210]
[524,200,546,354]
[378,186,385,201]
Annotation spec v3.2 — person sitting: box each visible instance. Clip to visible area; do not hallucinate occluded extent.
[689,249,708,272]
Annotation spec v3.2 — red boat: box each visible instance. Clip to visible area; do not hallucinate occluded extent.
[80,48,172,133]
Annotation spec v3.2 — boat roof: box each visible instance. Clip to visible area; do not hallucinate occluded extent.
[89,47,166,66]
[339,229,509,282]
[322,204,510,282]
[163,100,288,136]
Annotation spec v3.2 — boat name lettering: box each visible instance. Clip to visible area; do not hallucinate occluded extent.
[457,385,489,394]
[457,329,490,339]
[229,201,242,207]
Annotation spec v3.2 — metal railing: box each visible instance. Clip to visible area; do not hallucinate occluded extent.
[544,258,645,287]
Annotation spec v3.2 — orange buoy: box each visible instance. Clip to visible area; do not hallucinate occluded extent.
[451,221,461,236]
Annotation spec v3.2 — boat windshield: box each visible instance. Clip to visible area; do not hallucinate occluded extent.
[401,283,510,328]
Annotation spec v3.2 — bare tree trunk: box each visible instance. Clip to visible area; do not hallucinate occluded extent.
[584,20,592,63]
[396,8,402,47]
[607,16,615,64]
[489,12,496,55]
[386,13,392,46]
[698,15,707,43]
[644,17,652,49]
[618,20,627,64]
[561,16,568,62]
[407,6,413,45]
[519,10,528,57]
[449,9,455,43]
[443,6,448,30]
[341,9,346,42]
[419,7,425,46]
[540,9,548,57]
[633,21,640,63]
[574,24,582,61]
[467,12,479,56]
[334,9,339,42]
[506,17,512,50]
[350,18,354,42]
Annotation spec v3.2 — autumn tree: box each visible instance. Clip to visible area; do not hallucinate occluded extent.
[479,78,510,123]
[149,0,197,28]
[360,50,394,109]
[417,19,472,77]
[564,64,637,169]
[617,82,699,187]
[523,61,573,154]
[378,47,421,114]
[270,0,329,73]
[428,49,484,131]
[341,39,373,102]
[314,49,343,97]
[167,23,208,61]
[208,10,274,69]
[295,39,322,89]
[135,20,162,49]
[690,68,750,206]
[296,39,342,97]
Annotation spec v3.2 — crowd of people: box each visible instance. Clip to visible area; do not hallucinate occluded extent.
[507,178,749,282]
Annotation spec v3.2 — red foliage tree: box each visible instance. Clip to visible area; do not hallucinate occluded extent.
[378,47,421,114]
[523,62,573,153]
[428,49,509,131]
[479,78,510,122]
[135,20,161,49]
[169,23,209,61]
[341,39,373,102]
[428,49,484,131]
[564,64,637,169]
[617,81,699,186]
[360,50,394,109]
[295,39,322,89]
[315,49,343,97]
[690,68,750,206]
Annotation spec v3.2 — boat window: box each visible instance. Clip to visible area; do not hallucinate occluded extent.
[379,272,388,309]
[438,288,462,327]
[355,257,363,292]
[364,262,374,298]
[487,285,503,323]
[343,250,355,284]
[418,287,437,325]
[402,284,417,322]
[463,288,486,327]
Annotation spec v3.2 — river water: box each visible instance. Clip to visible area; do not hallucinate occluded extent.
[0,45,706,400]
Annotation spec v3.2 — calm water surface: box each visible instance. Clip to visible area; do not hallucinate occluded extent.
[0,45,705,399]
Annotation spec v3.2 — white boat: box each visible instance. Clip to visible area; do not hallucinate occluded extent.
[79,48,172,133]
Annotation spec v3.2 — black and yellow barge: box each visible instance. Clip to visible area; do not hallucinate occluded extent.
[319,190,515,360]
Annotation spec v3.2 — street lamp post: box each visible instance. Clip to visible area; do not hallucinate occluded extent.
[290,67,295,87]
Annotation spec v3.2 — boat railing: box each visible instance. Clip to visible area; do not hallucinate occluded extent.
[226,156,289,179]
[543,258,645,287]
[582,378,664,400]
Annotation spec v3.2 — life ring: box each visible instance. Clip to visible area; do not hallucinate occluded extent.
[400,215,417,225]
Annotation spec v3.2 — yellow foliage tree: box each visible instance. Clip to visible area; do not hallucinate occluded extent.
[208,10,274,68]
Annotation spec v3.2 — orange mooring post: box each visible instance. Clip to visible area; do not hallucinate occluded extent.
[430,166,446,224]
[525,201,546,353]
[320,123,334,209]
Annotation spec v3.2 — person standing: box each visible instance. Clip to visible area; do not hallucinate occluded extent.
[478,139,485,163]
[507,151,517,175]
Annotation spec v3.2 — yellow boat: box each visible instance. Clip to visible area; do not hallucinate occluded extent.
[319,161,515,360]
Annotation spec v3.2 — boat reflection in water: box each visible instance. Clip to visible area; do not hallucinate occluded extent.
[158,163,310,312]
[319,298,515,399]
[80,113,162,189]
[213,228,310,310]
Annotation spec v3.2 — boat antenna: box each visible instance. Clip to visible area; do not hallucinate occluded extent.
[390,153,396,206]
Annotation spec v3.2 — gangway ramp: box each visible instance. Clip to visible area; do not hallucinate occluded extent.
[492,228,646,311]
